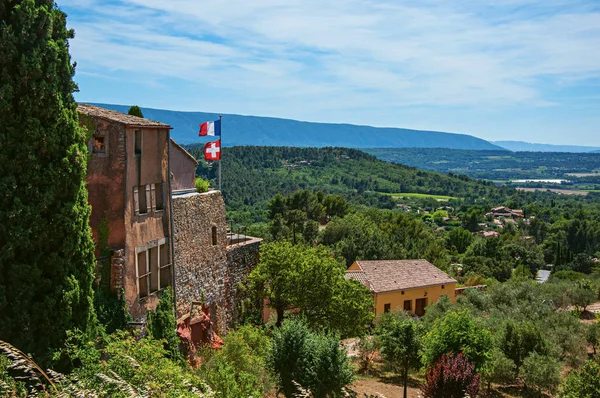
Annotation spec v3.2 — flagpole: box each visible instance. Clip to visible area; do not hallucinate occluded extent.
[218,114,222,192]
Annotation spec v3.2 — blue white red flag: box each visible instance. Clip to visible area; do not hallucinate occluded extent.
[199,120,221,136]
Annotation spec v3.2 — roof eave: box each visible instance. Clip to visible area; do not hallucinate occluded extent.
[374,280,458,295]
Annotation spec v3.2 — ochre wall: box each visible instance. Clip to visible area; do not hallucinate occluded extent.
[374,284,456,316]
[347,262,456,316]
[124,127,172,319]
[85,117,126,255]
[170,142,197,191]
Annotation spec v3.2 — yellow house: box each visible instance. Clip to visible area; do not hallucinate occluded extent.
[346,260,457,316]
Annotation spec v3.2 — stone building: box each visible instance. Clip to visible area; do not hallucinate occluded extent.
[80,104,174,319]
[172,190,261,334]
[170,139,197,191]
[81,104,262,328]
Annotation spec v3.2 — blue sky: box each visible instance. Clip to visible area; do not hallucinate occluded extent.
[61,0,600,145]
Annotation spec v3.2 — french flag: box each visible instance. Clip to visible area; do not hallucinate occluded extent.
[199,119,221,136]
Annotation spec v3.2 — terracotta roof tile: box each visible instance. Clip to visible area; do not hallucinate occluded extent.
[352,260,456,293]
[345,271,372,290]
[77,104,172,128]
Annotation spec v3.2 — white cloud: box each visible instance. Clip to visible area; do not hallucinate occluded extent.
[64,0,600,136]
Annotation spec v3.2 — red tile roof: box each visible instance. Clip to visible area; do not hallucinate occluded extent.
[347,260,456,293]
[77,104,172,128]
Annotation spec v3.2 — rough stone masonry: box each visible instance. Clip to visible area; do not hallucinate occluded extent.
[171,190,261,334]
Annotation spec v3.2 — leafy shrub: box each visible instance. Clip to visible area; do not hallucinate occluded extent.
[560,360,600,398]
[519,353,561,395]
[201,325,274,398]
[195,177,210,193]
[147,289,181,360]
[1,333,214,397]
[271,319,353,398]
[422,310,492,371]
[421,352,481,398]
[500,321,548,372]
[357,336,378,374]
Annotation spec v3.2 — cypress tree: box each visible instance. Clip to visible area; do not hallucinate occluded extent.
[0,0,96,361]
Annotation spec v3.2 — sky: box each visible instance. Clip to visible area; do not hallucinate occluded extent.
[61,0,600,145]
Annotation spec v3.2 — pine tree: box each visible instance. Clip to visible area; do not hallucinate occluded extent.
[0,0,96,361]
[127,105,143,118]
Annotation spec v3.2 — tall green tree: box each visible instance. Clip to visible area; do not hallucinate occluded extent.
[0,0,96,361]
[127,105,143,118]
[248,242,373,337]
[375,311,422,398]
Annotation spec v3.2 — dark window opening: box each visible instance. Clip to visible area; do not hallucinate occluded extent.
[404,300,412,311]
[93,134,106,153]
[160,244,171,289]
[138,185,148,214]
[155,182,164,211]
[442,285,445,289]
[401,291,405,295]
[384,303,391,313]
[134,130,142,155]
[212,226,217,245]
[137,251,148,299]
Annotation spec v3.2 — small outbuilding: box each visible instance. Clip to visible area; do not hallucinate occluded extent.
[345,260,457,316]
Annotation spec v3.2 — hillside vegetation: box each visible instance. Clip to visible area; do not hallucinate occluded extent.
[187,146,514,219]
[365,148,600,182]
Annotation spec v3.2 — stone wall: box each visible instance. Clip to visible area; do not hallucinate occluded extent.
[172,190,261,334]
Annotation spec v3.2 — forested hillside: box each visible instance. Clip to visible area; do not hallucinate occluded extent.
[365,148,600,182]
[187,146,514,217]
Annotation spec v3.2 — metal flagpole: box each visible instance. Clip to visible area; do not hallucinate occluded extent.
[218,114,222,191]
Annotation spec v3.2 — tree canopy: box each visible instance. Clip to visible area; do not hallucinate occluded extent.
[0,0,96,362]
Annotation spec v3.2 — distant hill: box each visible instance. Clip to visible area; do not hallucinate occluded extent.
[494,141,600,153]
[88,103,503,150]
[185,146,512,216]
[364,148,600,181]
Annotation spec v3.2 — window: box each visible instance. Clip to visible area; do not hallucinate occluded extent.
[404,300,412,311]
[137,250,149,299]
[136,239,171,299]
[401,291,405,295]
[93,134,106,154]
[212,226,217,245]
[154,182,164,211]
[384,303,391,313]
[134,185,149,215]
[134,130,142,155]
[442,285,445,289]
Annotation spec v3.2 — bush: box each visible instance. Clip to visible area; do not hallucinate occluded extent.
[195,177,210,193]
[147,289,181,360]
[271,319,353,398]
[421,352,481,398]
[560,360,600,398]
[519,353,561,395]
[422,310,492,372]
[201,325,274,398]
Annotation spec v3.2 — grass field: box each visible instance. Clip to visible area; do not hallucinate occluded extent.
[380,192,457,200]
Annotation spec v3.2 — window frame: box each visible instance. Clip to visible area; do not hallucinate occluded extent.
[135,238,171,301]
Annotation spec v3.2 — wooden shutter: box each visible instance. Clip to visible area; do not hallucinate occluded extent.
[133,186,139,216]
[145,185,152,214]
[150,184,156,212]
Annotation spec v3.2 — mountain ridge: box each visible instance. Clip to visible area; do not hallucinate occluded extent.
[494,140,600,153]
[88,103,504,151]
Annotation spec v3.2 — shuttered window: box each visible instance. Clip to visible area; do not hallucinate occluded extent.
[136,239,171,300]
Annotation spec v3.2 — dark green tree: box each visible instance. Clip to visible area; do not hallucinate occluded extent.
[499,321,547,372]
[0,0,96,361]
[127,105,143,118]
